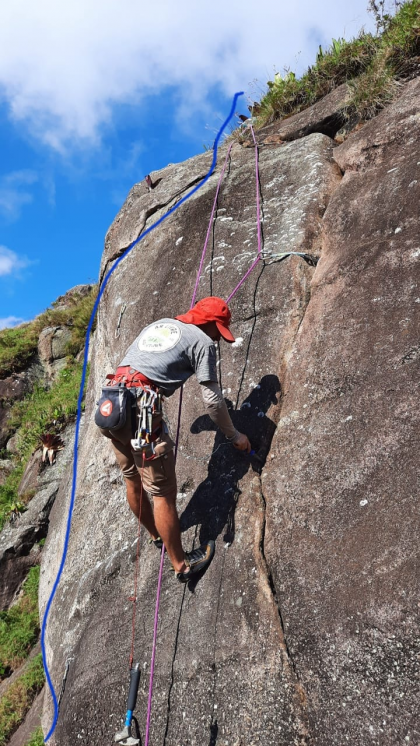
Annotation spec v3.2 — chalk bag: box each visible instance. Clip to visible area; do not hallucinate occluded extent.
[94,384,135,431]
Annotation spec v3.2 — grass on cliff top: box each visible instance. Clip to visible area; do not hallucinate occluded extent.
[0,566,40,679]
[0,654,44,746]
[0,285,97,378]
[0,360,86,531]
[253,0,419,127]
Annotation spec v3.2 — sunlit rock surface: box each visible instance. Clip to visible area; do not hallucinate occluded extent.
[40,79,419,745]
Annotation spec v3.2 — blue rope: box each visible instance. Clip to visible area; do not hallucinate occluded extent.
[41,91,244,743]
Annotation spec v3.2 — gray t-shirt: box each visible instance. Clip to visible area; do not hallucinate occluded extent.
[119,318,217,396]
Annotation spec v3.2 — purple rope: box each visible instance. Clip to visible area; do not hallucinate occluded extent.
[190,143,234,309]
[144,144,234,744]
[144,125,261,745]
[144,384,183,746]
[226,255,261,303]
[226,123,262,303]
[144,541,165,746]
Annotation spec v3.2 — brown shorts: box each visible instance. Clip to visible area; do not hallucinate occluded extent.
[99,409,177,498]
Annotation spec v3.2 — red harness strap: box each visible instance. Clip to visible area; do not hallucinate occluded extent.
[106,366,158,390]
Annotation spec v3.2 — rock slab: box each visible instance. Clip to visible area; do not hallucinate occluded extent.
[40,81,420,745]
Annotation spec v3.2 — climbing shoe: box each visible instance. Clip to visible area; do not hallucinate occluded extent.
[176,540,215,583]
[149,536,164,550]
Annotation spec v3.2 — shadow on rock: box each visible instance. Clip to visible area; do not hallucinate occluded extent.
[180,374,280,546]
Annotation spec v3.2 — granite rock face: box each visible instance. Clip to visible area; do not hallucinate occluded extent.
[38,326,73,379]
[246,84,351,146]
[0,371,34,449]
[40,80,419,745]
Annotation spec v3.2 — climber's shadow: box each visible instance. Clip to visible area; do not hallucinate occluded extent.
[179,374,281,547]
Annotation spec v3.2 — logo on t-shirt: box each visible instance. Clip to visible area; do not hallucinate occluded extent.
[138,323,182,352]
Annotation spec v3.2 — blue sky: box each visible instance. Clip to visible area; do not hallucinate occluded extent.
[0,0,378,329]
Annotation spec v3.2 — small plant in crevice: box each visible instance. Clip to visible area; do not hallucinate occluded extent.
[23,727,45,746]
[6,499,26,524]
[40,433,65,465]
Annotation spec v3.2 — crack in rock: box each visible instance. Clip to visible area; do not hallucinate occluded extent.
[251,474,311,745]
[100,173,207,285]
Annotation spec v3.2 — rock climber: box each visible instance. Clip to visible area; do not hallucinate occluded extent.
[98,296,251,583]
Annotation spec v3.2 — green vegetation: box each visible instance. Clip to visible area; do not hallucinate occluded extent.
[0,566,40,678]
[0,326,39,378]
[8,362,85,457]
[0,654,45,746]
[24,727,44,746]
[0,287,95,530]
[254,0,419,128]
[256,34,379,124]
[0,361,86,531]
[0,465,26,531]
[0,285,97,378]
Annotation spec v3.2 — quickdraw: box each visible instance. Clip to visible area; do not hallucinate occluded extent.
[131,388,163,456]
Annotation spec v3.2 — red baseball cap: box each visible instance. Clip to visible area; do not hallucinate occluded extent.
[176,296,235,343]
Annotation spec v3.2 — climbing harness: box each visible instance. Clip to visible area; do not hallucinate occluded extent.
[96,366,164,455]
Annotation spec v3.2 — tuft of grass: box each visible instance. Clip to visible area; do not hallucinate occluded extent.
[380,0,420,72]
[254,0,419,128]
[24,727,44,746]
[0,566,40,679]
[0,326,38,379]
[0,654,45,746]
[348,55,400,117]
[0,285,97,378]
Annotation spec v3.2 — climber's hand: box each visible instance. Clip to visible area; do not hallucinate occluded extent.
[233,433,252,453]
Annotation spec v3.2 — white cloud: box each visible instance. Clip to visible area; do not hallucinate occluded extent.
[0,170,38,219]
[0,246,31,276]
[0,315,27,330]
[0,0,375,150]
